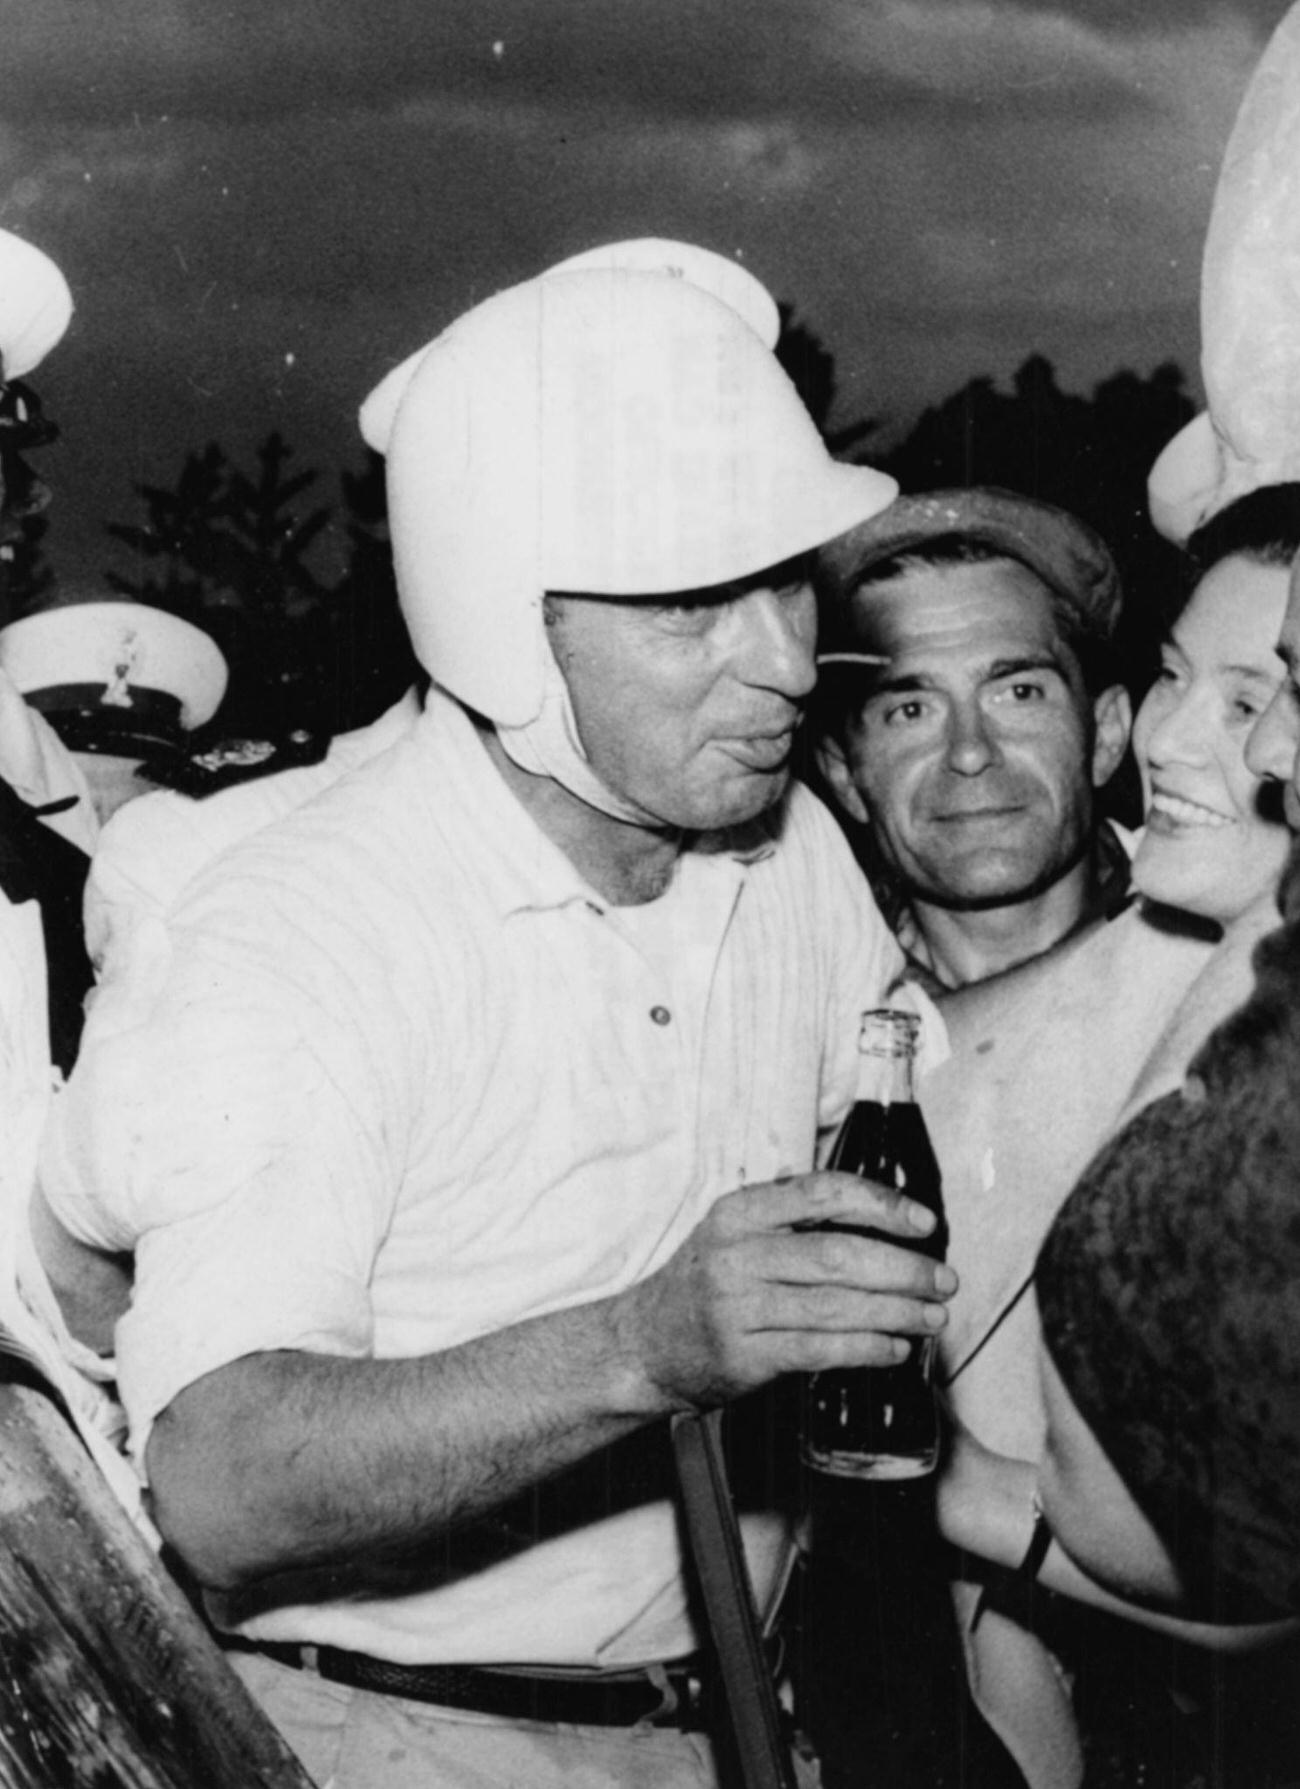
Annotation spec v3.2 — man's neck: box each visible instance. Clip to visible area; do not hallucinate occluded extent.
[478,724,682,906]
[909,854,1102,990]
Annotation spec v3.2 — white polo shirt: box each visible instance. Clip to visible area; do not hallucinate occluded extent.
[44,688,927,1668]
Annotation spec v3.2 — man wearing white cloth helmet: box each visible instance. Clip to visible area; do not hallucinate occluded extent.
[43,241,955,1788]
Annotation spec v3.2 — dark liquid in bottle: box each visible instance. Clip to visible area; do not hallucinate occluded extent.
[804,1098,947,1480]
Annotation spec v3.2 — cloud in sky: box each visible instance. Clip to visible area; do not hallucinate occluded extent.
[0,0,1290,584]
[0,0,1282,125]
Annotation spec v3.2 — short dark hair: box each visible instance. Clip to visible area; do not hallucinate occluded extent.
[818,535,1120,720]
[1186,482,1300,575]
[845,534,1009,591]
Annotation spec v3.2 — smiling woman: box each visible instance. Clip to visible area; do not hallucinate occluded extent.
[1130,483,1300,928]
[922,484,1300,1786]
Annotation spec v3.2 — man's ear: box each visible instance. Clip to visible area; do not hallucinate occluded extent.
[1090,683,1132,790]
[815,730,871,826]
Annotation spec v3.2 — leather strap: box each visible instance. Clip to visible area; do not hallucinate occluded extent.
[221,1634,710,1730]
[671,1408,797,1789]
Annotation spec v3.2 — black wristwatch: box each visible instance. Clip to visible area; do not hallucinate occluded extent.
[1017,1487,1053,1584]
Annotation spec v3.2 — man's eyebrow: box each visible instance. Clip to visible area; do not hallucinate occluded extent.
[983,653,1069,681]
[863,671,939,698]
[860,651,1073,700]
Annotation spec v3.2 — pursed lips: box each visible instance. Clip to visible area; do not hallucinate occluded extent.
[720,727,797,770]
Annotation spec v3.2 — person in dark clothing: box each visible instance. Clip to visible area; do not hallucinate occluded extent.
[1032,549,1300,1627]
[0,768,93,1076]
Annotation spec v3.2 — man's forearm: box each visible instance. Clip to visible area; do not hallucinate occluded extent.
[148,1292,665,1593]
[147,1167,953,1593]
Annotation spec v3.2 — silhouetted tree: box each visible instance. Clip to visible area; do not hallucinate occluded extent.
[878,353,1199,696]
[105,436,416,740]
[106,434,337,736]
[777,306,882,458]
[322,448,418,731]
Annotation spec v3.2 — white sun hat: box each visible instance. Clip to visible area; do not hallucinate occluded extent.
[1148,5,1300,542]
[359,244,896,727]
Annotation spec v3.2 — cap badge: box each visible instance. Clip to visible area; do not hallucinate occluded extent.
[100,630,140,710]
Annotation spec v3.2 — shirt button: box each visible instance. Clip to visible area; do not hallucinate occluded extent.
[650,1005,672,1026]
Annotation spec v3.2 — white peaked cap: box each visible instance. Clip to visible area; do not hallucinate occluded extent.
[0,230,73,382]
[0,601,228,747]
[360,244,895,726]
[1149,4,1300,541]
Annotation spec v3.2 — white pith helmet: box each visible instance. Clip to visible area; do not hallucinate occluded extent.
[359,245,896,727]
[0,229,73,382]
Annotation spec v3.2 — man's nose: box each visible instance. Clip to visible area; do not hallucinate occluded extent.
[737,584,817,700]
[1246,685,1300,782]
[944,700,999,775]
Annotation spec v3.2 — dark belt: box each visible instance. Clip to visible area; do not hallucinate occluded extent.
[220,1632,727,1731]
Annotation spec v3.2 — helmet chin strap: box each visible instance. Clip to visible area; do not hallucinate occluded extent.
[495,634,650,827]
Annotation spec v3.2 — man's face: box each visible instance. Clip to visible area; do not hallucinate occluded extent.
[543,557,817,833]
[1245,557,1300,832]
[73,750,156,826]
[819,558,1123,909]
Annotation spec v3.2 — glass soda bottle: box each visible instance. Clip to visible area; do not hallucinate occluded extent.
[802,1007,948,1480]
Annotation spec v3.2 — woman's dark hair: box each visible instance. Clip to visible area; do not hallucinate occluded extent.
[1186,482,1300,575]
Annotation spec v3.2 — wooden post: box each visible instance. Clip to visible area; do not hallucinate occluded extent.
[0,1379,314,1788]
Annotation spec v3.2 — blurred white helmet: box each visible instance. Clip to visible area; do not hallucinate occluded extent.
[0,229,73,382]
[1147,5,1300,542]
[360,247,895,727]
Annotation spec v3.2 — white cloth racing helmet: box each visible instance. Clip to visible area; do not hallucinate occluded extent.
[359,245,897,731]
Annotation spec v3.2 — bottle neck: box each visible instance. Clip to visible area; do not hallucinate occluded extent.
[855,1048,914,1107]
[854,1011,918,1106]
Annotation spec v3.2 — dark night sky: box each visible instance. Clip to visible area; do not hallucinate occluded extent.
[2,0,1292,589]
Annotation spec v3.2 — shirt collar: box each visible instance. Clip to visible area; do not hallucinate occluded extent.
[892,817,1135,992]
